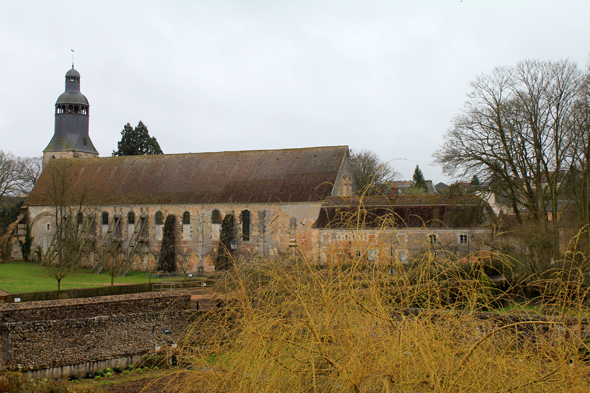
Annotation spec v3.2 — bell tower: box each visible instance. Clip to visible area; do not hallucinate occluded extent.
[43,66,99,166]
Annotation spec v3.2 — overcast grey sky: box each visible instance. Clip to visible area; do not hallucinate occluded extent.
[1,1,589,182]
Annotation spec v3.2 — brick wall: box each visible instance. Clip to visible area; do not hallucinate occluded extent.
[0,292,193,372]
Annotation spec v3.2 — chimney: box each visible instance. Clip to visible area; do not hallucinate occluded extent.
[390,185,398,200]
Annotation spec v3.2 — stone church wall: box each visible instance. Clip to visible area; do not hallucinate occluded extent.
[28,202,324,271]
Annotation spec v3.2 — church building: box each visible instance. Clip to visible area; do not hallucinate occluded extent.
[14,66,495,271]
[21,67,354,272]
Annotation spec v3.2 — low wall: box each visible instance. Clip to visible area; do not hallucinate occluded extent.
[0,292,194,373]
[7,283,155,303]
[22,355,145,380]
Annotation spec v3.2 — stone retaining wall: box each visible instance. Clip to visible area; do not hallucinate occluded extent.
[0,292,195,373]
[0,291,188,322]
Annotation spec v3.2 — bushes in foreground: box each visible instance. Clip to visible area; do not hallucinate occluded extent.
[167,248,590,393]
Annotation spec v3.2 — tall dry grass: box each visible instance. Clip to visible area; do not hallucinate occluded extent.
[157,243,590,393]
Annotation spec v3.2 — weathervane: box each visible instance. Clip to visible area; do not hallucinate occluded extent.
[71,49,75,67]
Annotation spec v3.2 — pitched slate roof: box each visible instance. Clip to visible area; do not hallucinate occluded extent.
[26,146,349,206]
[314,195,496,229]
[323,195,485,207]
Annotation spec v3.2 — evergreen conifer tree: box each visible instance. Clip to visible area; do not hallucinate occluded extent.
[157,215,177,273]
[112,121,163,156]
[411,165,427,193]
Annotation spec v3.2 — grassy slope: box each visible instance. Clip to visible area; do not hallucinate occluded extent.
[0,261,183,293]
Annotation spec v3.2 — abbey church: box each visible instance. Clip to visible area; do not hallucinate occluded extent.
[14,67,495,271]
[21,67,354,272]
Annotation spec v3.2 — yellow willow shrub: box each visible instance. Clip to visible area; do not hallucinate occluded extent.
[164,259,590,392]
[167,224,590,392]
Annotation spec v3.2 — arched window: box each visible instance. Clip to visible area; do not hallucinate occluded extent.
[101,212,109,225]
[182,211,191,240]
[242,210,250,241]
[74,105,79,113]
[127,212,135,225]
[212,210,221,224]
[155,211,164,225]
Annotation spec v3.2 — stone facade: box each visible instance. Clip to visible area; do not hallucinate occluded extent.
[318,227,494,264]
[28,202,326,271]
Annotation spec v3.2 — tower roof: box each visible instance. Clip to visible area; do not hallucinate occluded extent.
[55,91,89,105]
[65,67,80,78]
[56,67,88,105]
[44,66,98,157]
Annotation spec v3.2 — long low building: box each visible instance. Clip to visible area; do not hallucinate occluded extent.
[23,145,354,271]
[313,190,498,264]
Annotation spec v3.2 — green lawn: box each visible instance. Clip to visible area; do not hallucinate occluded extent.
[0,261,185,293]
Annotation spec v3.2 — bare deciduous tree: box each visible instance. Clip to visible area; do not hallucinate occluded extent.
[0,151,22,198]
[433,59,584,272]
[16,156,43,195]
[37,165,92,290]
[350,149,400,196]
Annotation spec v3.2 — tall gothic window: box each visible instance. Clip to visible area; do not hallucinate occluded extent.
[242,210,250,241]
[182,211,191,225]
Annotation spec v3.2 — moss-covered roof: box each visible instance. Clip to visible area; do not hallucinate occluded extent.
[27,146,349,206]
[323,194,485,207]
[314,195,496,229]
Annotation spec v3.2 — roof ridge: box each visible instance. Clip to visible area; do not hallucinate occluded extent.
[47,145,349,164]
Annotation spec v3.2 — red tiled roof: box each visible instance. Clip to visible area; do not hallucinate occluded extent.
[27,146,349,206]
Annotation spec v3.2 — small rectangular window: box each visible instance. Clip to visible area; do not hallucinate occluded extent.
[428,234,437,244]
[46,223,51,231]
[57,135,62,145]
[83,137,88,147]
[460,234,468,244]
